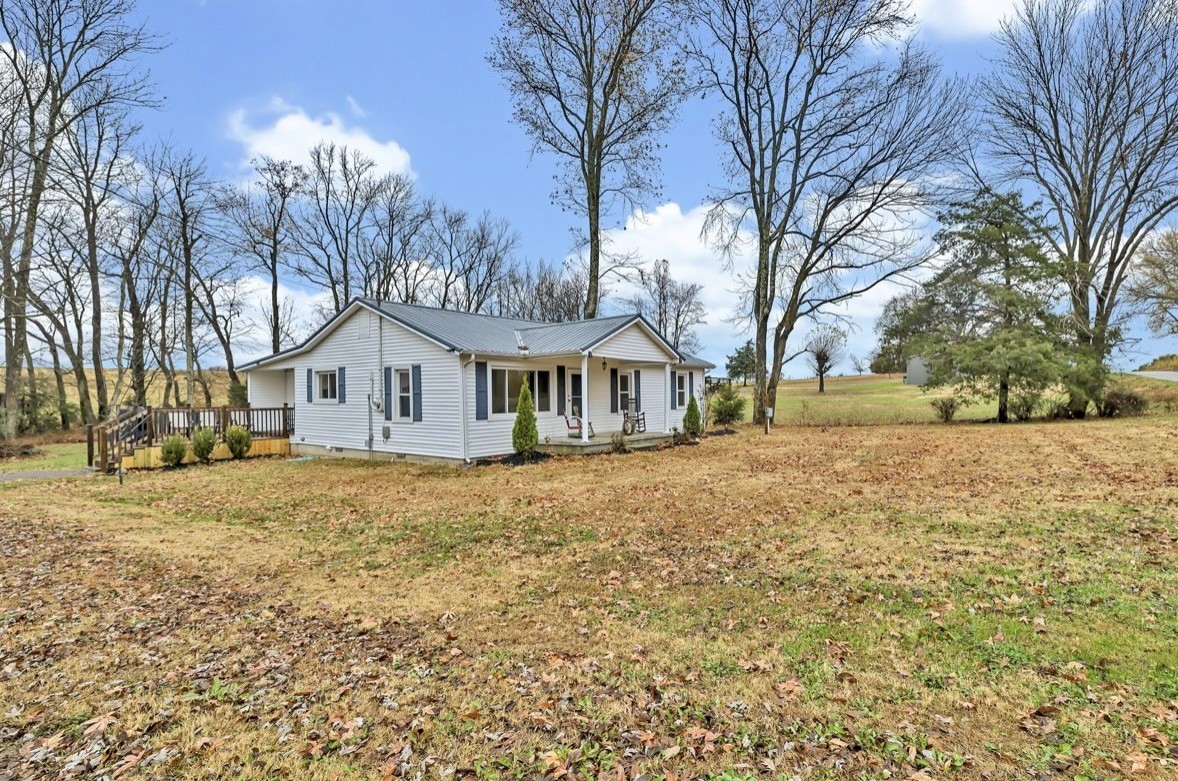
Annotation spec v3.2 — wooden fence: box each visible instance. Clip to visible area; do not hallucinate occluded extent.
[89,405,294,471]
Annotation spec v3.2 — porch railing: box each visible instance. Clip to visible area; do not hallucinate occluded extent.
[89,405,294,471]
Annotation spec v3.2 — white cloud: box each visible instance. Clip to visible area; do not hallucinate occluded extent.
[597,202,922,377]
[912,0,1020,38]
[226,97,412,176]
[345,95,368,119]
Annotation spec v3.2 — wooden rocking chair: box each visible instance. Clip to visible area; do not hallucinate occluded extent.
[622,399,646,435]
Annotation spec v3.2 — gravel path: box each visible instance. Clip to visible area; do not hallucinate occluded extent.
[0,467,96,483]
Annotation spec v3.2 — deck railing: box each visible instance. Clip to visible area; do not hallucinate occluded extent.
[89,405,294,471]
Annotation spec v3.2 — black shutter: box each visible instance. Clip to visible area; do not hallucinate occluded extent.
[556,366,566,415]
[337,366,346,404]
[670,371,677,409]
[306,368,313,403]
[610,368,619,413]
[383,367,392,421]
[688,371,694,401]
[411,364,422,422]
[475,361,488,421]
[634,370,641,411]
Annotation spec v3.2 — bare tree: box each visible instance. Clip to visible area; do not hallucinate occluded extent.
[111,161,162,408]
[492,260,587,322]
[423,206,519,313]
[850,354,867,375]
[158,150,219,406]
[1130,229,1178,336]
[219,156,307,353]
[292,143,387,318]
[489,0,686,319]
[0,0,158,434]
[805,325,846,393]
[989,0,1178,412]
[626,258,706,351]
[688,0,963,424]
[362,175,431,304]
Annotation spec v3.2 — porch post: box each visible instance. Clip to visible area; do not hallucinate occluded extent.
[664,363,672,433]
[581,353,590,443]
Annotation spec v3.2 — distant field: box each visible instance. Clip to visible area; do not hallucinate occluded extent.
[736,373,1177,426]
[12,367,235,411]
[1140,354,1178,371]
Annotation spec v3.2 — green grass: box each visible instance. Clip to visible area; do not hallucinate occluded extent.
[0,442,88,474]
[734,372,1178,426]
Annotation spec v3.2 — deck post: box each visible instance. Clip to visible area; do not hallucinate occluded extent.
[581,353,590,444]
[146,407,154,446]
[86,424,94,467]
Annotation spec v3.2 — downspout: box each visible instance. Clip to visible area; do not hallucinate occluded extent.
[459,352,475,464]
[369,316,385,461]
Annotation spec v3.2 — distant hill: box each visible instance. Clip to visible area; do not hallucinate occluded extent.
[1139,354,1178,371]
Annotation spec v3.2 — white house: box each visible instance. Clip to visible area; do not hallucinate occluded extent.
[240,298,713,463]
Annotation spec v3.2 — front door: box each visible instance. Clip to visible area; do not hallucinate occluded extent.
[569,372,583,417]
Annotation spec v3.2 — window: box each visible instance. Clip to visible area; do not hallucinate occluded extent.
[317,370,337,401]
[618,372,632,412]
[491,368,550,415]
[676,373,687,408]
[535,371,551,413]
[396,369,412,420]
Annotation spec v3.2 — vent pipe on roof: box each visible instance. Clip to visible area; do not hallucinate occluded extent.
[514,330,529,355]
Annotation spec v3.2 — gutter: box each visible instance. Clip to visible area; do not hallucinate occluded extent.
[458,352,475,464]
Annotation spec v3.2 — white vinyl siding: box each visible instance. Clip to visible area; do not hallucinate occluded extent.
[595,323,676,363]
[264,308,463,459]
[247,369,293,407]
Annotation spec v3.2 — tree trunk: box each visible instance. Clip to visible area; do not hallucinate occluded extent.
[998,372,1009,423]
[818,372,825,394]
[88,224,108,419]
[583,160,602,319]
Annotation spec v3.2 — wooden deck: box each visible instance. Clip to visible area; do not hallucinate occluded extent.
[539,430,673,455]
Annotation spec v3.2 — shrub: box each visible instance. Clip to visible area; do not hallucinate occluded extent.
[511,378,539,459]
[1097,386,1148,418]
[191,426,217,464]
[160,434,189,468]
[709,384,746,426]
[608,432,629,454]
[683,394,702,437]
[1045,395,1073,420]
[225,425,253,459]
[1009,392,1041,422]
[930,396,960,423]
[228,380,249,407]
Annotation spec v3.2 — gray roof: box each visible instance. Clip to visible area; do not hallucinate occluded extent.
[365,299,641,356]
[241,298,716,370]
[677,351,715,369]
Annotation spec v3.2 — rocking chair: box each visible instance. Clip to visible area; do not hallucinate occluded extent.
[563,406,595,439]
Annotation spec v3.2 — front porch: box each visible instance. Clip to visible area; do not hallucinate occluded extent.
[539,429,674,455]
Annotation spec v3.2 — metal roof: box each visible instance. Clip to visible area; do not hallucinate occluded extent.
[241,298,715,370]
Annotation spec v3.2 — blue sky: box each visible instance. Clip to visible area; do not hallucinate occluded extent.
[129,0,1172,372]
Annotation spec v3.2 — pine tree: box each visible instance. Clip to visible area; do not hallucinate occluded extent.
[512,378,539,459]
[910,190,1073,422]
[683,394,702,438]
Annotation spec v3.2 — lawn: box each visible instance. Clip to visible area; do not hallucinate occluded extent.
[1,416,1176,779]
[751,373,1176,426]
[0,442,88,474]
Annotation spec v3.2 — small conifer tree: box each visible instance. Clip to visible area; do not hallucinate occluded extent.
[512,378,539,459]
[683,393,702,437]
